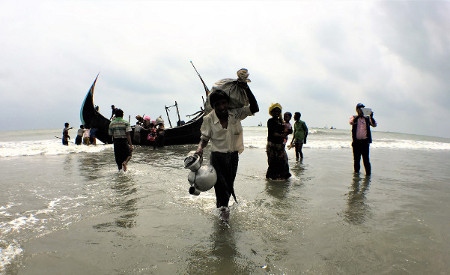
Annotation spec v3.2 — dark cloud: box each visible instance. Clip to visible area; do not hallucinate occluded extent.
[375,2,450,80]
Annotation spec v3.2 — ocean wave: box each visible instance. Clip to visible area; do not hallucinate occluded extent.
[0,193,95,272]
[0,139,111,158]
[1,129,449,158]
[243,137,450,151]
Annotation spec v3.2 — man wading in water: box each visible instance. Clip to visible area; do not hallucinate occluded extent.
[108,109,133,171]
[195,85,259,223]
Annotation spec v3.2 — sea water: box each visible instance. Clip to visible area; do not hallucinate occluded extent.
[1,127,450,274]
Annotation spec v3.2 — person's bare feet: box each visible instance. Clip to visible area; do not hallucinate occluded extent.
[122,162,127,172]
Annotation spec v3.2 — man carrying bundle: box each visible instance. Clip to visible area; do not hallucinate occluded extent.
[194,70,259,223]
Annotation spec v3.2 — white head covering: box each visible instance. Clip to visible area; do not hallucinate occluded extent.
[237,68,251,82]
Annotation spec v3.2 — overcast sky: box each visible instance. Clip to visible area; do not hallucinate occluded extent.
[1,0,449,138]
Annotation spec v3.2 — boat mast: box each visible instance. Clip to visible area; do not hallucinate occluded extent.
[190,61,210,97]
[165,101,182,128]
[175,101,181,125]
[165,105,173,128]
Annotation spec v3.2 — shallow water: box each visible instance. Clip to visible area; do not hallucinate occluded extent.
[1,128,450,274]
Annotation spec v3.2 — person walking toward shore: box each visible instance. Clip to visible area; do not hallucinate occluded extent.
[194,85,259,223]
[290,112,308,161]
[349,103,377,175]
[108,109,133,171]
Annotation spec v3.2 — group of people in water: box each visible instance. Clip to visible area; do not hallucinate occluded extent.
[132,114,165,147]
[266,104,308,181]
[190,68,376,224]
[63,67,377,224]
[74,125,97,146]
[61,123,97,146]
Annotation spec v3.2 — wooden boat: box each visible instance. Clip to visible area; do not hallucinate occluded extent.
[155,102,204,146]
[80,75,204,146]
[80,75,113,144]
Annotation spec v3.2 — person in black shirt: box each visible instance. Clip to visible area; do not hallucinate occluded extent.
[62,122,72,146]
[110,105,117,120]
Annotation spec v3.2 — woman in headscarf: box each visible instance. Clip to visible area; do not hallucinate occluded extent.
[266,103,291,180]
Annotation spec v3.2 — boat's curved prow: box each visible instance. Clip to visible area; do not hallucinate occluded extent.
[80,80,95,126]
[79,76,113,144]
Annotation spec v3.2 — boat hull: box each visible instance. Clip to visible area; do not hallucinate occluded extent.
[80,77,202,146]
[132,113,203,146]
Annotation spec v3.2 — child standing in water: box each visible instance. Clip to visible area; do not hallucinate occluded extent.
[283,112,293,145]
[283,112,293,172]
[291,112,308,161]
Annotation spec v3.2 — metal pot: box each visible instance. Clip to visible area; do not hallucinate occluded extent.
[184,154,202,172]
[187,164,217,193]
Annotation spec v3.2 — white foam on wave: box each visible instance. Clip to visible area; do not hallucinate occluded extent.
[0,139,111,158]
[0,193,92,270]
[244,135,450,151]
[0,240,23,274]
[0,129,449,159]
[0,203,15,217]
[0,214,40,271]
[302,140,350,150]
[6,214,40,233]
[0,195,91,238]
[373,138,450,150]
[178,191,216,213]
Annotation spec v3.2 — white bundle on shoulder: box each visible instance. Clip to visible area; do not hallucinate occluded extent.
[205,68,251,113]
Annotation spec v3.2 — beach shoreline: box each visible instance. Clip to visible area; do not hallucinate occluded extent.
[2,128,450,274]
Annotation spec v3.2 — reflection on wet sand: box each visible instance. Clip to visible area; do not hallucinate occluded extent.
[77,150,112,181]
[185,221,256,274]
[93,174,138,231]
[265,180,290,200]
[344,174,372,225]
[111,176,138,229]
[265,160,307,200]
[290,159,305,177]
